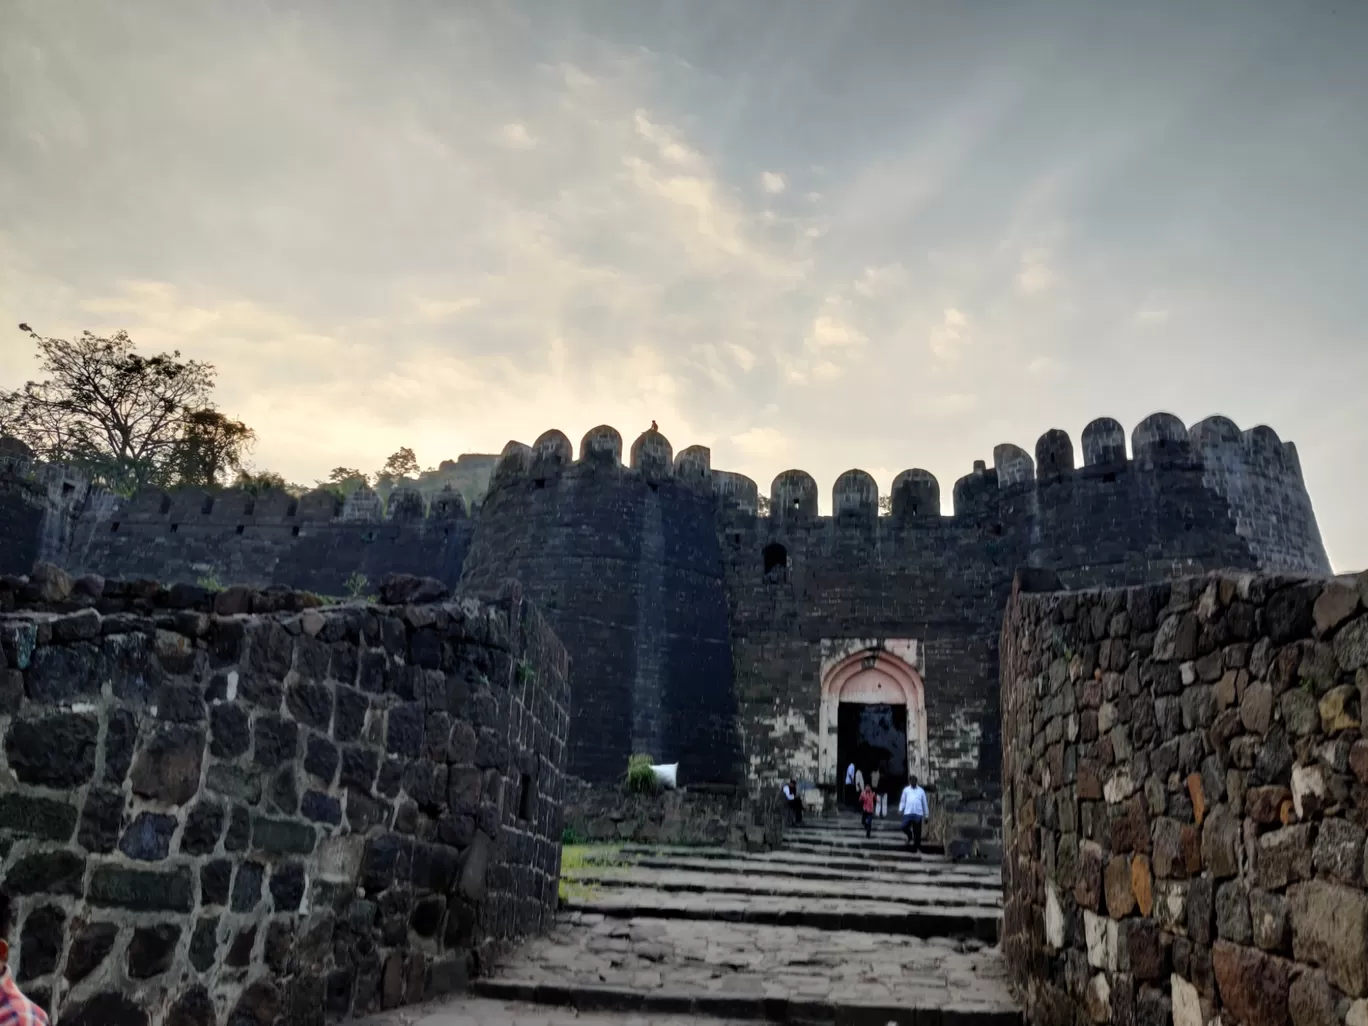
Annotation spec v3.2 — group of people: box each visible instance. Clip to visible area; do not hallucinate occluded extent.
[781,765,930,853]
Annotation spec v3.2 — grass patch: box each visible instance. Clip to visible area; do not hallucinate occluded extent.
[558,844,630,903]
[625,753,657,794]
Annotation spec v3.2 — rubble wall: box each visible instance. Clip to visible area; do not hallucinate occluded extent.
[0,572,569,1025]
[1001,568,1368,1026]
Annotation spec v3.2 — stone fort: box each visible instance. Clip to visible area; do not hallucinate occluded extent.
[0,410,1331,856]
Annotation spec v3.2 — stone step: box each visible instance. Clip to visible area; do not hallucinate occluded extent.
[564,867,1004,906]
[559,886,1001,942]
[613,846,1002,884]
[624,854,1003,890]
[474,916,1020,1026]
[782,831,949,853]
[472,978,1023,1026]
[356,995,754,1026]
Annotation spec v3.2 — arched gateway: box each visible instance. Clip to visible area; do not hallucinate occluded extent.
[818,640,929,804]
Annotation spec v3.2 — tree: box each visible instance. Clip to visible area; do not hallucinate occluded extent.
[234,469,293,495]
[378,447,419,481]
[756,495,772,516]
[320,467,370,498]
[171,409,256,487]
[1,325,249,492]
[373,446,420,498]
[878,495,892,516]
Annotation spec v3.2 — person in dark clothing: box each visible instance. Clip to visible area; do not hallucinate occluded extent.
[782,779,803,825]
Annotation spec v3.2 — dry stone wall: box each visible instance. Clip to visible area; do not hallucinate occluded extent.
[1001,568,1368,1026]
[0,569,569,1025]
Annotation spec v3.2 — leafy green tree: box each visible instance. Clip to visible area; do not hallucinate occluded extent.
[1,324,252,492]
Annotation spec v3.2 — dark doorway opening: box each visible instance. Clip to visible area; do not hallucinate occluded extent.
[836,703,908,809]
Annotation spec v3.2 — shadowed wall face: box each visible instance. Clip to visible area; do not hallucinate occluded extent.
[459,458,741,786]
[0,580,569,1024]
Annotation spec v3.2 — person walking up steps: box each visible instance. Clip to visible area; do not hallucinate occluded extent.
[859,784,877,838]
[899,775,930,853]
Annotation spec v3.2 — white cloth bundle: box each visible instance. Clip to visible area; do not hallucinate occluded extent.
[650,763,678,789]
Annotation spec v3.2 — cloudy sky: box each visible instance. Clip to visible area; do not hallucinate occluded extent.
[1,1,1364,570]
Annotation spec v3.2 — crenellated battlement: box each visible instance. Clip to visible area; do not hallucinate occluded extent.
[484,411,1322,550]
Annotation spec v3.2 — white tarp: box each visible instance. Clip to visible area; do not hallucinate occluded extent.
[650,763,678,789]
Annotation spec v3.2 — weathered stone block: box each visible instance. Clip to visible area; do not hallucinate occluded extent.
[1246,785,1292,825]
[5,712,99,787]
[1216,880,1253,944]
[58,992,150,1026]
[181,800,225,855]
[1212,941,1291,1026]
[1255,826,1313,890]
[232,860,264,913]
[127,923,180,979]
[1289,880,1368,997]
[1288,969,1338,1026]
[252,815,317,855]
[1312,817,1366,885]
[118,811,177,861]
[209,701,251,757]
[65,921,118,983]
[254,715,299,768]
[1201,805,1240,879]
[200,860,231,907]
[5,850,86,896]
[130,725,205,806]
[88,865,193,913]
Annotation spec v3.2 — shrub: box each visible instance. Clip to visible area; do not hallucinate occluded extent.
[625,753,657,795]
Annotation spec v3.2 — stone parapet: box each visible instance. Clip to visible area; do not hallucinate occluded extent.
[561,778,783,850]
[0,573,570,1024]
[1001,567,1368,1026]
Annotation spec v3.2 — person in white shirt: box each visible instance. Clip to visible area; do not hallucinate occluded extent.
[899,775,930,853]
[844,762,857,809]
[782,778,803,825]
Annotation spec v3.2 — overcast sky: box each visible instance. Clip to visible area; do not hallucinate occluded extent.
[1,1,1364,570]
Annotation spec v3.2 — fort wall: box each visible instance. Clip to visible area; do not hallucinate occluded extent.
[1001,568,1368,1026]
[459,428,742,788]
[0,571,569,1024]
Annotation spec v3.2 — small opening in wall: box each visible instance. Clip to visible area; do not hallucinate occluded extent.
[243,499,256,515]
[990,523,1003,537]
[201,496,214,515]
[235,524,245,534]
[518,773,535,821]
[110,522,120,533]
[61,482,74,496]
[792,498,800,510]
[534,478,546,489]
[362,530,376,543]
[909,502,918,515]
[1102,472,1117,484]
[170,523,180,533]
[291,525,300,537]
[159,495,173,515]
[286,500,299,517]
[649,482,658,492]
[732,533,742,545]
[762,542,788,574]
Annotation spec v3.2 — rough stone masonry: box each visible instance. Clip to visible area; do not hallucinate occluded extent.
[1001,567,1368,1026]
[0,567,569,1025]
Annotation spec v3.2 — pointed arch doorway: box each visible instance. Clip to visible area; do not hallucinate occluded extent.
[818,640,928,808]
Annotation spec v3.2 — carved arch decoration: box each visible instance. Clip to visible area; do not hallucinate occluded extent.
[817,640,929,789]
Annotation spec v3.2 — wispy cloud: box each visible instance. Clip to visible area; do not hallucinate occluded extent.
[760,171,787,194]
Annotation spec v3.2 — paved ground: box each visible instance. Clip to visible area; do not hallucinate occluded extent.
[360,814,1020,1025]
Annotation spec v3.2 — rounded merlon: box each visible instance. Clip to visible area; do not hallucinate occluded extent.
[1034,429,1075,480]
[580,425,623,464]
[341,486,383,523]
[427,486,468,521]
[771,470,818,521]
[386,485,426,522]
[1081,417,1127,466]
[630,429,673,479]
[993,444,1035,488]
[532,430,573,472]
[675,445,712,489]
[1132,411,1191,467]
[296,488,342,521]
[891,469,940,519]
[713,471,758,513]
[491,441,533,490]
[832,469,878,519]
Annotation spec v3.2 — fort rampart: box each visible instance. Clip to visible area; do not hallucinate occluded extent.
[0,411,1333,859]
[0,567,569,1025]
[1001,568,1368,1026]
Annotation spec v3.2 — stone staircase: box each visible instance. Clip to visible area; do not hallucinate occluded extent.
[366,813,1022,1024]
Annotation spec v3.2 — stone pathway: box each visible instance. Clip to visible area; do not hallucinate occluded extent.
[360,814,1021,1025]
